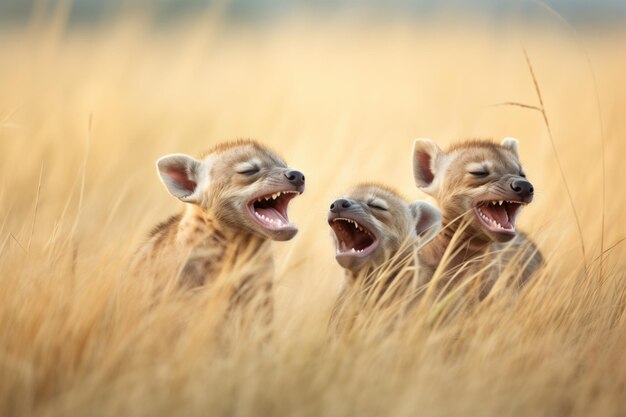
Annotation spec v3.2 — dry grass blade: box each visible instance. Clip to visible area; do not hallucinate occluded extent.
[70,115,92,239]
[592,237,626,265]
[488,102,542,112]
[534,0,607,278]
[27,161,44,254]
[522,47,589,273]
[9,233,26,252]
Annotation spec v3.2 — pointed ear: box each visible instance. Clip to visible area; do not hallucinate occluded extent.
[409,201,442,243]
[156,154,204,203]
[412,138,445,195]
[501,137,520,159]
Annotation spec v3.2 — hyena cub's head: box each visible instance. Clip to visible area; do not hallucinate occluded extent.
[327,183,441,274]
[412,137,534,243]
[157,140,305,241]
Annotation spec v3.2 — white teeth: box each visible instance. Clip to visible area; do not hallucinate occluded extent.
[336,218,359,228]
[342,247,365,254]
[477,208,514,231]
[484,200,509,206]
[255,211,285,226]
[332,218,375,238]
[255,190,298,202]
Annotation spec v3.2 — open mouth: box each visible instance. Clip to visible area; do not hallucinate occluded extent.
[248,190,300,230]
[329,217,378,256]
[474,200,525,234]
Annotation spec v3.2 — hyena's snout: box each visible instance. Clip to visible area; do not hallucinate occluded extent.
[329,198,353,213]
[284,170,305,187]
[510,178,534,200]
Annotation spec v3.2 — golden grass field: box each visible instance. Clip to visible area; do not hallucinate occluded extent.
[1,9,626,417]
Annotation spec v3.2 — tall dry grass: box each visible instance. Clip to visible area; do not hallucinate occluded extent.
[1,10,626,417]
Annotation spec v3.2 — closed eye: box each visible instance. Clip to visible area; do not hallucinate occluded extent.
[368,203,387,211]
[469,171,489,178]
[238,167,260,176]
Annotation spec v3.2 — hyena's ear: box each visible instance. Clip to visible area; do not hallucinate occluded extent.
[156,154,205,203]
[501,137,520,159]
[409,201,442,243]
[412,138,446,195]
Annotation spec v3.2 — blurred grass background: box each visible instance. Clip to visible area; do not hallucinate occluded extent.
[1,1,626,416]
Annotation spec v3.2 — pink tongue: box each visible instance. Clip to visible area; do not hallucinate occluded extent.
[256,207,287,223]
[482,205,510,226]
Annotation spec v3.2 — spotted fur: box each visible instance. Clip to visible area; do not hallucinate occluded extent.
[134,140,305,323]
[327,183,441,331]
[412,137,543,295]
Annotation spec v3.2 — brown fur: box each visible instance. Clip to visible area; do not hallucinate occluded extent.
[412,137,543,296]
[134,140,305,323]
[327,183,441,331]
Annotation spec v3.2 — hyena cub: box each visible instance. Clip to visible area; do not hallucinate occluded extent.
[136,140,304,311]
[328,183,441,316]
[412,137,543,293]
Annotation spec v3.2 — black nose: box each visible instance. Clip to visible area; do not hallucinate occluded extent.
[330,198,352,213]
[285,170,305,186]
[510,179,534,197]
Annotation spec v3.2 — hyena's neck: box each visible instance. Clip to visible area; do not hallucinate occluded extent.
[178,205,229,246]
[419,217,490,274]
[177,205,268,254]
[175,204,272,287]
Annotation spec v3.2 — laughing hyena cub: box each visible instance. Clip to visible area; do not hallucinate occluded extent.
[327,183,441,328]
[412,137,543,294]
[135,140,305,315]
